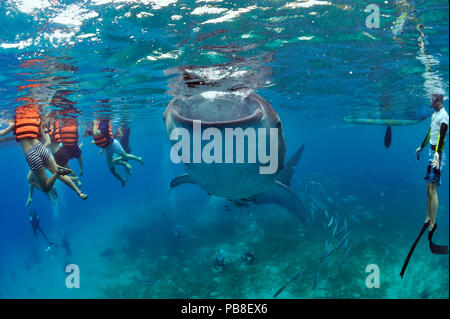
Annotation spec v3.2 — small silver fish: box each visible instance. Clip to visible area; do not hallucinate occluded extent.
[327,216,334,228]
[312,272,320,290]
[337,244,352,269]
[332,222,339,237]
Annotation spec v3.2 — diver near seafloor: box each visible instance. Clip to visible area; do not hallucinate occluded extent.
[214,249,226,270]
[400,94,449,278]
[61,237,73,260]
[29,209,56,247]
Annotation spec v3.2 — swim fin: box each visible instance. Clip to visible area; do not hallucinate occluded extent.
[400,222,429,278]
[428,223,449,255]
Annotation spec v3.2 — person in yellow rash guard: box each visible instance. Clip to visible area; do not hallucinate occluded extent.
[415,93,448,254]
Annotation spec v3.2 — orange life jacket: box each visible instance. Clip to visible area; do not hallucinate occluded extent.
[93,121,113,148]
[60,118,78,146]
[49,119,62,144]
[14,104,41,141]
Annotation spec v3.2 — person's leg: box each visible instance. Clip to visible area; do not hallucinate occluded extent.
[33,167,60,193]
[114,140,143,165]
[26,171,36,206]
[122,152,144,165]
[69,174,82,187]
[425,183,431,223]
[26,183,34,207]
[113,157,133,175]
[107,151,126,187]
[429,183,439,230]
[65,163,82,187]
[45,155,87,199]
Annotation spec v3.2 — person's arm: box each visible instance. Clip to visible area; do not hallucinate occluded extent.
[78,156,83,176]
[41,124,51,147]
[435,122,448,152]
[419,128,431,150]
[0,122,15,136]
[416,128,431,157]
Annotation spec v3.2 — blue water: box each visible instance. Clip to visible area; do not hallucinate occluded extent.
[0,0,448,298]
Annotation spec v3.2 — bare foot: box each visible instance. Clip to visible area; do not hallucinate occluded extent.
[78,192,88,200]
[137,157,144,165]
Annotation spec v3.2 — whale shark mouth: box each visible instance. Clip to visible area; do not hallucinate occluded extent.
[167,91,264,127]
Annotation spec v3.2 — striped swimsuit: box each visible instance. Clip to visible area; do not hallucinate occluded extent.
[25,142,51,172]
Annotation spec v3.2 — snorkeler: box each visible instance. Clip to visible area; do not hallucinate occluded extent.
[400,94,449,278]
[29,209,56,247]
[87,119,143,187]
[52,108,84,187]
[0,99,88,200]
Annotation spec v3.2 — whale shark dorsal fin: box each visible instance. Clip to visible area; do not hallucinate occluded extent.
[276,144,305,187]
[253,181,307,226]
[170,174,197,189]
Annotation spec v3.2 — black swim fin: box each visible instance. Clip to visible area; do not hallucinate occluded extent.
[384,126,392,148]
[400,222,429,278]
[428,224,449,255]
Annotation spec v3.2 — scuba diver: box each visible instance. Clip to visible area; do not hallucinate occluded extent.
[61,237,73,260]
[29,209,56,247]
[242,249,255,266]
[214,249,226,270]
[401,94,449,278]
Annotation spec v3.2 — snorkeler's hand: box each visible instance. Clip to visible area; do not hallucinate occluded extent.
[432,152,440,169]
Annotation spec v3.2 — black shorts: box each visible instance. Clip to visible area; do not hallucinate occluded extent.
[54,145,82,167]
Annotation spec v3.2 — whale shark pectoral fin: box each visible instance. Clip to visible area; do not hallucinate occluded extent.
[253,181,307,226]
[277,145,305,187]
[169,174,197,189]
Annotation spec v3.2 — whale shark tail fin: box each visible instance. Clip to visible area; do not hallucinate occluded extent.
[170,174,197,189]
[253,181,308,226]
[277,145,305,187]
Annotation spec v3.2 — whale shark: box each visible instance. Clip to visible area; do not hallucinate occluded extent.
[163,91,308,226]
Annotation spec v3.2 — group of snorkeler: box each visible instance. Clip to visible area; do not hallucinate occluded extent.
[0,90,144,206]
